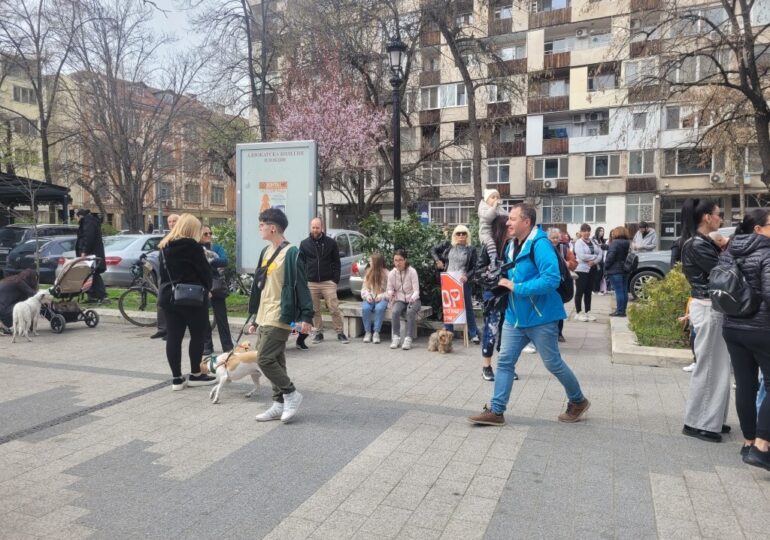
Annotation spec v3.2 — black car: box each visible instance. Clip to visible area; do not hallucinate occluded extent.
[0,223,79,276]
[3,236,78,284]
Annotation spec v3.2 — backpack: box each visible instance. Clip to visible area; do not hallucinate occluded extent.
[623,251,638,273]
[708,257,761,317]
[530,237,574,303]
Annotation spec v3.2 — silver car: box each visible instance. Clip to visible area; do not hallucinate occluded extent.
[324,229,366,292]
[57,234,163,287]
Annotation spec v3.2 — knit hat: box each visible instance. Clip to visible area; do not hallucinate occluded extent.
[483,189,500,202]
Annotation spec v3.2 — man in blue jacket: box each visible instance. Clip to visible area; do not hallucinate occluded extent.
[469,204,590,425]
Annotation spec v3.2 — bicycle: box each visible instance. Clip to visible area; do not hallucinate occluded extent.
[118,253,159,327]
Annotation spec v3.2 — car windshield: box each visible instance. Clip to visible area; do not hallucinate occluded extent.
[103,236,137,250]
[0,227,26,247]
[11,239,49,254]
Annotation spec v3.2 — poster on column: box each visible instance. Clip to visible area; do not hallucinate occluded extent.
[236,141,318,272]
[440,272,466,325]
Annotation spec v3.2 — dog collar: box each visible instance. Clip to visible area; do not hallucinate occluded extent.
[206,355,218,373]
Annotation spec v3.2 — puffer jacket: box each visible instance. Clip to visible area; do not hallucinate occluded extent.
[681,233,721,299]
[604,239,631,275]
[720,233,770,331]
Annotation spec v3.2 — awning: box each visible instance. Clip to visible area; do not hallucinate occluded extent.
[0,172,70,205]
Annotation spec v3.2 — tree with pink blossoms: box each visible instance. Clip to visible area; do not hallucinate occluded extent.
[272,53,388,223]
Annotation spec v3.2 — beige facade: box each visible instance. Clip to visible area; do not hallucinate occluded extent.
[0,61,45,182]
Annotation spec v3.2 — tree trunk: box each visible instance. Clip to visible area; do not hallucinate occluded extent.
[755,112,770,189]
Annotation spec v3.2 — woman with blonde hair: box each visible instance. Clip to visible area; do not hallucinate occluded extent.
[360,252,389,343]
[431,224,479,342]
[158,213,214,390]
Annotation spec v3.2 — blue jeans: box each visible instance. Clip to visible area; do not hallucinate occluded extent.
[361,299,388,333]
[608,273,628,315]
[444,282,479,338]
[491,319,585,414]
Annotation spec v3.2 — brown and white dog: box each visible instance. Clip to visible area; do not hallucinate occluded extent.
[11,291,52,343]
[427,329,453,354]
[200,341,261,404]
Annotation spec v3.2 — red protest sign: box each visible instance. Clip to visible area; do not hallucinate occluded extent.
[440,272,466,325]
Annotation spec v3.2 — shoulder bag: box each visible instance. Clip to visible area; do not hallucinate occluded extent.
[160,249,206,307]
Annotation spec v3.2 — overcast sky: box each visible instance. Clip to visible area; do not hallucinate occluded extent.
[148,0,203,55]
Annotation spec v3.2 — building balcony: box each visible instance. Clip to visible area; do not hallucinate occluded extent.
[542,138,568,155]
[487,141,526,158]
[630,39,662,58]
[418,186,441,199]
[419,109,441,125]
[488,58,527,77]
[544,52,570,70]
[628,84,662,104]
[420,30,441,47]
[631,0,661,11]
[526,179,568,195]
[420,145,440,161]
[488,18,512,36]
[529,8,571,29]
[626,177,657,192]
[419,70,440,87]
[487,102,512,118]
[487,183,511,197]
[527,95,569,114]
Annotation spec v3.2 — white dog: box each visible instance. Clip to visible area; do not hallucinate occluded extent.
[11,291,51,343]
[200,341,261,404]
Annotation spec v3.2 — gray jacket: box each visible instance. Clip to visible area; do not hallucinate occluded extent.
[574,238,603,273]
[632,229,657,252]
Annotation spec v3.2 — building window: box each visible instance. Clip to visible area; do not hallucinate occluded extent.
[632,113,646,130]
[183,183,201,203]
[183,150,200,175]
[541,196,607,224]
[487,159,510,184]
[13,148,38,165]
[488,83,510,103]
[456,12,473,25]
[12,86,35,104]
[544,38,569,55]
[535,79,569,97]
[453,123,470,145]
[499,124,524,142]
[10,117,36,136]
[585,154,620,177]
[401,127,418,151]
[157,147,175,170]
[626,194,655,223]
[429,200,474,226]
[421,83,467,110]
[663,148,716,175]
[737,146,762,173]
[498,45,526,61]
[423,55,440,72]
[624,58,657,86]
[664,106,680,130]
[211,186,225,205]
[587,72,617,92]
[159,182,173,200]
[533,157,569,180]
[494,6,513,19]
[422,160,472,186]
[629,150,655,175]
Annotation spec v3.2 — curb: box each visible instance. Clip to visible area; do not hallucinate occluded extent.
[609,317,692,367]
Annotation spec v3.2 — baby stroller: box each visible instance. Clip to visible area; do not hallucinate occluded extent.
[41,256,101,333]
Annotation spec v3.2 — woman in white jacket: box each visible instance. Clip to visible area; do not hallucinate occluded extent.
[573,223,603,322]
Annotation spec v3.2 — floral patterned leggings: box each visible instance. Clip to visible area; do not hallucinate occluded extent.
[481,291,504,358]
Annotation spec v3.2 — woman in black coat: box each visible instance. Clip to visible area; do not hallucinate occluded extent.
[604,226,631,317]
[158,214,214,390]
[719,208,770,470]
[0,269,38,334]
[75,209,107,303]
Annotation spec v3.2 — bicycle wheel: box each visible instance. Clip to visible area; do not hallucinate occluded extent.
[119,287,158,327]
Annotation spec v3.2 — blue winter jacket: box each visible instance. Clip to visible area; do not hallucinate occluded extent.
[504,227,567,328]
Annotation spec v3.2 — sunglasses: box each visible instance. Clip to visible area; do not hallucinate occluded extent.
[202,232,212,236]
[455,232,467,236]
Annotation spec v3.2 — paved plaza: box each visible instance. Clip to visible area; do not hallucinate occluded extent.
[0,296,768,539]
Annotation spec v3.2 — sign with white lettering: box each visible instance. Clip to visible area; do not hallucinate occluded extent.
[236,141,318,272]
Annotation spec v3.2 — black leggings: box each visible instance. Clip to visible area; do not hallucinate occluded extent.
[165,304,209,379]
[575,269,595,313]
[723,327,770,441]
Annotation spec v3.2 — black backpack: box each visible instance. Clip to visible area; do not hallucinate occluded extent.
[623,251,638,273]
[530,237,574,303]
[708,258,761,317]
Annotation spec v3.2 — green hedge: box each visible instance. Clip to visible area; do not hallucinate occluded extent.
[627,264,690,349]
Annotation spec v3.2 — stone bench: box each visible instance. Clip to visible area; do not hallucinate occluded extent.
[338,301,433,338]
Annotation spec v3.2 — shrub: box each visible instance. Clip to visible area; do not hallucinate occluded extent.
[358,213,446,316]
[101,222,119,236]
[211,219,236,272]
[627,264,690,348]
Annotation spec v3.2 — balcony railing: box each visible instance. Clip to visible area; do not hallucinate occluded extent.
[631,0,661,11]
[488,58,527,77]
[544,52,570,70]
[488,18,512,36]
[420,30,441,47]
[630,39,662,58]
[419,70,440,87]
[626,177,657,192]
[487,102,512,118]
[529,8,571,29]
[628,85,662,104]
[527,95,569,114]
[542,138,569,155]
[419,109,440,125]
[487,141,526,158]
[526,179,568,195]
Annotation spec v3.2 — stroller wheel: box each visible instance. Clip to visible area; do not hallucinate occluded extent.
[50,314,66,334]
[84,310,99,328]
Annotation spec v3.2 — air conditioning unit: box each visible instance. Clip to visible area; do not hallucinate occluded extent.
[710,173,725,184]
[587,111,605,122]
[572,113,586,123]
[576,28,589,38]
[543,178,557,190]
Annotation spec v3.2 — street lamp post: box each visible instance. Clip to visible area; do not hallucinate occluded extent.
[386,34,407,221]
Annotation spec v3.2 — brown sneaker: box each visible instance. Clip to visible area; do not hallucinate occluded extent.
[467,404,505,426]
[558,398,591,423]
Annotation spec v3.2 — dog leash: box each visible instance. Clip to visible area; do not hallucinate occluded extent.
[214,313,255,369]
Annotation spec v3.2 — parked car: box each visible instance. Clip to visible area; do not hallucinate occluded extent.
[3,235,78,284]
[628,226,736,299]
[320,229,365,293]
[0,223,79,277]
[57,234,163,287]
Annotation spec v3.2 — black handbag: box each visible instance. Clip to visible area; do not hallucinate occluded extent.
[210,273,229,299]
[160,249,206,307]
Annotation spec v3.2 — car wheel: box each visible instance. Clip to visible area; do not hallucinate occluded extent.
[630,270,663,300]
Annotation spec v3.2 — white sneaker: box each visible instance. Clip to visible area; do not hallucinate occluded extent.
[402,337,413,350]
[576,313,589,322]
[523,344,536,354]
[682,362,696,373]
[255,401,284,422]
[373,332,381,344]
[390,335,401,349]
[281,391,303,423]
[363,332,372,343]
[585,312,597,322]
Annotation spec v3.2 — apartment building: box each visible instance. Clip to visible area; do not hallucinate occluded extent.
[254,0,770,246]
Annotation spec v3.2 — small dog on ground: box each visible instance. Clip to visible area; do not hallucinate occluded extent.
[11,291,52,343]
[427,329,453,354]
[200,341,261,404]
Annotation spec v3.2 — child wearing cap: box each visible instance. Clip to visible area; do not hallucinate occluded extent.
[478,189,509,245]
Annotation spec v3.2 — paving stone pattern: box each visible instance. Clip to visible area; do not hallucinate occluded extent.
[0,296,768,539]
